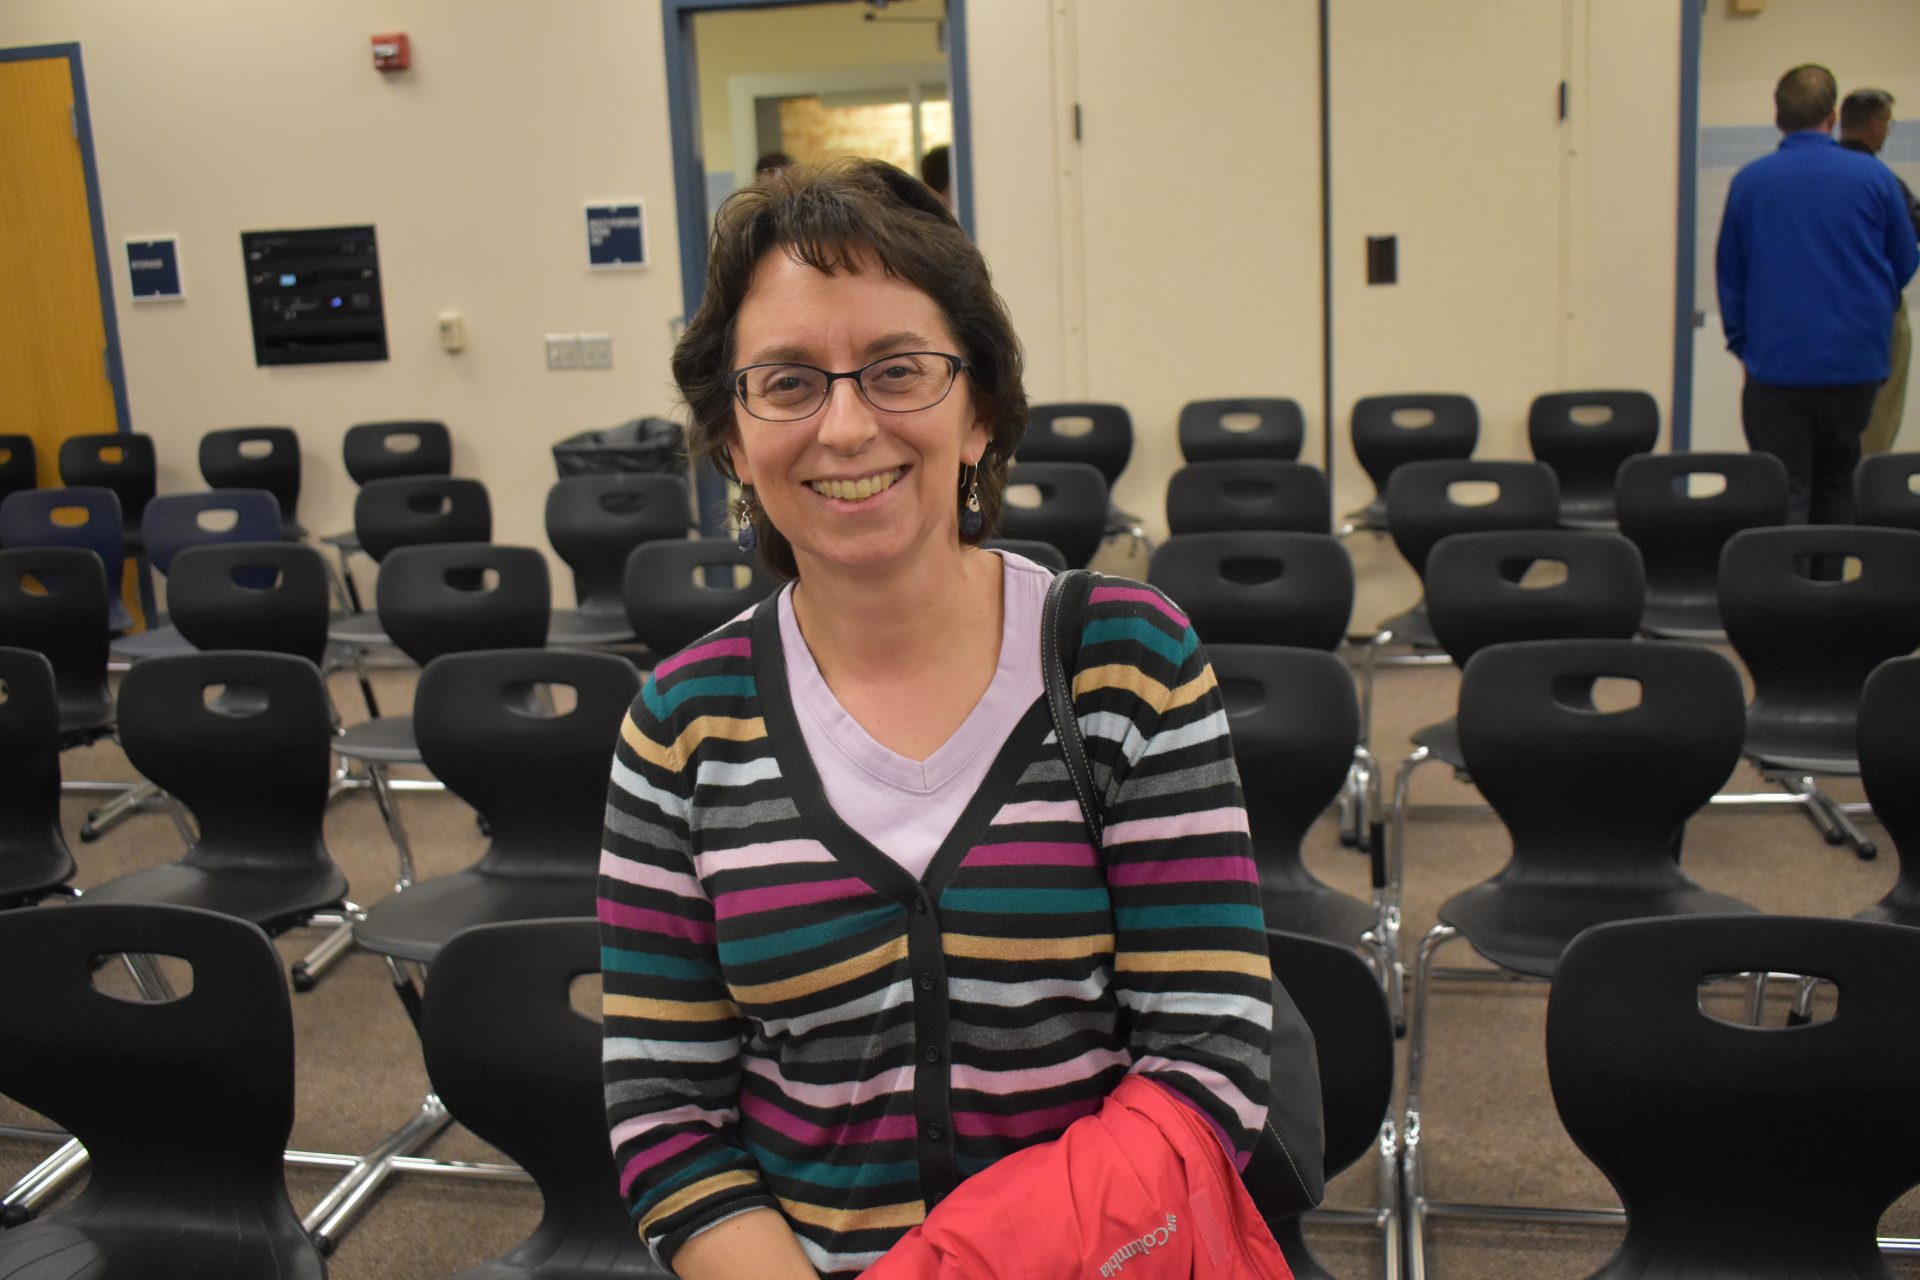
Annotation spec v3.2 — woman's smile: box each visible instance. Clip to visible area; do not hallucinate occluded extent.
[806,465,906,504]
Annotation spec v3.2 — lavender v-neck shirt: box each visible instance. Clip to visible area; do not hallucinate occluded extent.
[776,549,1053,880]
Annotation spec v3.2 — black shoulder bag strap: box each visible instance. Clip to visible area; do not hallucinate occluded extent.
[1042,567,1326,1223]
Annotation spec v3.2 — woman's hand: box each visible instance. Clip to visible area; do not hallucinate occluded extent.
[671,1207,819,1280]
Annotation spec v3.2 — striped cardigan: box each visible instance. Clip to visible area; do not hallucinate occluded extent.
[599,578,1273,1275]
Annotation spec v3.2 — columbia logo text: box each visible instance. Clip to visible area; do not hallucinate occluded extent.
[1099,1213,1177,1276]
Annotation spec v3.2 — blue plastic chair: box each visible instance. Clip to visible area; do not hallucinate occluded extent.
[115,489,284,660]
[0,487,131,633]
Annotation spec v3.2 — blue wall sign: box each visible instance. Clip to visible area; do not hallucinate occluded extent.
[585,202,646,270]
[126,237,183,301]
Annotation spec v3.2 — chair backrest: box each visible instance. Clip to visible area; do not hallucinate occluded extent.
[118,652,336,875]
[1177,398,1306,463]
[375,542,551,667]
[1614,451,1790,616]
[1211,646,1359,884]
[997,461,1108,569]
[199,426,301,525]
[420,917,658,1274]
[545,472,692,611]
[413,649,641,876]
[0,547,112,733]
[1147,532,1353,651]
[0,435,36,504]
[1265,929,1394,1183]
[1526,390,1660,515]
[1384,459,1562,580]
[138,489,283,577]
[0,646,75,904]
[353,474,492,563]
[0,486,126,591]
[1860,657,1920,916]
[342,419,452,485]
[0,902,313,1263]
[1020,402,1133,486]
[1548,914,1920,1275]
[1350,394,1479,498]
[1424,529,1645,669]
[984,538,1068,572]
[1853,452,1920,533]
[1459,639,1745,876]
[1718,525,1920,762]
[624,538,778,657]
[57,432,156,530]
[166,542,333,666]
[1166,460,1331,535]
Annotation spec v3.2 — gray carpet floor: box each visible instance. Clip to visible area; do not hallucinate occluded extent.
[4,648,1919,1280]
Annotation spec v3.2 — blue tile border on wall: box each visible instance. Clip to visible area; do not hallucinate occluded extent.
[1703,123,1920,170]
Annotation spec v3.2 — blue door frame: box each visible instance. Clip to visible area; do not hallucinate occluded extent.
[1672,0,1701,451]
[659,0,973,533]
[0,42,131,436]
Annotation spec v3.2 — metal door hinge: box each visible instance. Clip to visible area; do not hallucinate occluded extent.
[1072,103,1082,142]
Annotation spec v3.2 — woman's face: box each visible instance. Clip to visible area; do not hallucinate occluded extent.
[727,247,989,577]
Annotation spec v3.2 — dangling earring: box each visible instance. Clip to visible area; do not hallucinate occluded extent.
[959,464,984,538]
[736,488,759,552]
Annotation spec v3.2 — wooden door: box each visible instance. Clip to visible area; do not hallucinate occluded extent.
[0,51,121,486]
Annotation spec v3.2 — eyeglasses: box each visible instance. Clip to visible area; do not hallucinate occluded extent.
[730,351,969,423]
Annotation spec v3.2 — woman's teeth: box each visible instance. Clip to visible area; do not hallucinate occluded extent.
[808,469,901,501]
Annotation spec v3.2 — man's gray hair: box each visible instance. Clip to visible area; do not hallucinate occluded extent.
[1775,64,1837,133]
[1841,88,1895,134]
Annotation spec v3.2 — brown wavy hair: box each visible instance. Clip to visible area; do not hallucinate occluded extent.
[671,156,1027,579]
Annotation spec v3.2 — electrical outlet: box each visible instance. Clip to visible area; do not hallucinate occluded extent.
[580,333,613,370]
[545,334,582,370]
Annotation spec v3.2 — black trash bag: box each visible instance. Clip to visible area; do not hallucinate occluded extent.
[553,417,687,477]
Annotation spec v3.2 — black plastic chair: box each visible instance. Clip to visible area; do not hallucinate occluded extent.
[0,647,77,907]
[984,538,1068,572]
[167,541,334,667]
[0,435,36,505]
[334,542,551,892]
[79,651,351,934]
[1020,402,1133,486]
[1547,914,1920,1280]
[322,419,455,610]
[1342,394,1479,533]
[57,432,156,555]
[0,485,133,634]
[314,649,642,1250]
[1716,525,1920,861]
[997,461,1109,570]
[0,902,324,1279]
[1262,929,1400,1280]
[0,546,114,743]
[623,538,777,660]
[1377,459,1561,648]
[1857,657,1920,926]
[1527,390,1660,529]
[110,488,283,662]
[1853,451,1920,532]
[420,918,667,1280]
[1177,397,1306,463]
[200,426,305,539]
[1402,639,1755,1273]
[1614,451,1789,640]
[1147,532,1353,653]
[546,473,691,648]
[1166,460,1331,535]
[1213,646,1382,967]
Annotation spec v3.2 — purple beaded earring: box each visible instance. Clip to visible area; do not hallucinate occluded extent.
[959,464,984,538]
[736,489,759,553]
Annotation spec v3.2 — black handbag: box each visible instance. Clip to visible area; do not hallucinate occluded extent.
[1041,568,1326,1223]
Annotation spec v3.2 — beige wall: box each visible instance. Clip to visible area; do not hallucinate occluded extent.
[1700,0,1920,127]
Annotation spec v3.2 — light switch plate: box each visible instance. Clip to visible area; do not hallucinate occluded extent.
[546,334,582,370]
[580,333,613,369]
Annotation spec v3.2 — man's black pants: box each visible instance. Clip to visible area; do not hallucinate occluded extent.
[1740,379,1880,525]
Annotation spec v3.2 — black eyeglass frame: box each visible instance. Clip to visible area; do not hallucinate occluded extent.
[729,351,971,423]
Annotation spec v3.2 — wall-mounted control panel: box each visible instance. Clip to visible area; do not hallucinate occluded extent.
[241,225,388,366]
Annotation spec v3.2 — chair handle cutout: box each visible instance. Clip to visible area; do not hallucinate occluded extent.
[1549,673,1643,714]
[1446,480,1501,508]
[1697,971,1835,1028]
[91,952,195,1002]
[1219,556,1286,586]
[1389,408,1435,428]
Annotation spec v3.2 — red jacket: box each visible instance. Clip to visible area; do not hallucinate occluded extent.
[863,1075,1294,1280]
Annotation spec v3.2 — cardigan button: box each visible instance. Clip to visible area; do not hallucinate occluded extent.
[918,974,936,992]
[925,1123,946,1141]
[913,896,929,914]
[923,1045,942,1063]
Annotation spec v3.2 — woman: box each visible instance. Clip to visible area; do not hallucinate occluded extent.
[599,158,1274,1279]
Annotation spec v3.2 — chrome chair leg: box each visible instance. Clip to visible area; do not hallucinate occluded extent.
[303,1093,453,1253]
[291,902,366,992]
[365,763,416,890]
[0,1138,90,1226]
[1402,924,1457,1280]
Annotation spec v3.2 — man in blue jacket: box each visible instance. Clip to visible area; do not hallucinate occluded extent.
[1717,64,1919,530]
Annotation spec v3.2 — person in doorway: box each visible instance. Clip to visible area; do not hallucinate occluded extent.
[755,150,795,178]
[919,142,950,204]
[1839,88,1920,456]
[598,158,1281,1279]
[1716,64,1916,530]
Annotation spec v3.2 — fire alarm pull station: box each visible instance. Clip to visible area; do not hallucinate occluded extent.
[372,33,410,72]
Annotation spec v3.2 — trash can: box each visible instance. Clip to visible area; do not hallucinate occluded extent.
[552,417,687,478]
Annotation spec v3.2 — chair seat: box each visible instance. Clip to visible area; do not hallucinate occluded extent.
[80,862,350,935]
[1377,600,1439,649]
[56,696,115,743]
[0,1218,326,1280]
[334,714,420,764]
[111,622,198,660]
[1343,498,1389,532]
[0,848,76,906]
[1410,717,1465,772]
[1440,883,1757,979]
[319,530,361,553]
[1557,497,1618,530]
[328,611,390,648]
[1639,597,1724,641]
[281,519,308,541]
[1855,898,1920,929]
[1260,884,1380,949]
[1743,742,1860,777]
[354,870,597,964]
[548,606,638,647]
